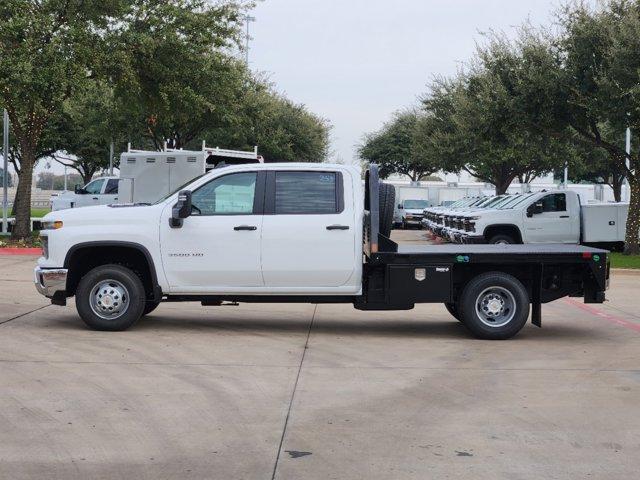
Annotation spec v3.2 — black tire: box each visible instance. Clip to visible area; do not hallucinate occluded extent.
[379,182,395,237]
[444,302,463,322]
[488,234,516,245]
[75,264,146,331]
[458,272,530,340]
[142,301,161,316]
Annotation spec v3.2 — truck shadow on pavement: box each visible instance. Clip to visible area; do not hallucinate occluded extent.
[125,314,595,341]
[43,309,596,341]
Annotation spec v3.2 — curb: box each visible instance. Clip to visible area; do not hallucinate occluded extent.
[0,248,42,256]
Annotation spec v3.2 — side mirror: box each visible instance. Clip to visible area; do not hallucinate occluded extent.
[74,185,86,194]
[170,190,192,228]
[397,204,403,209]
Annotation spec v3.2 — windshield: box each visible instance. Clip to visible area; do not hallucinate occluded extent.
[473,196,503,208]
[154,173,208,204]
[497,193,536,209]
[404,200,430,209]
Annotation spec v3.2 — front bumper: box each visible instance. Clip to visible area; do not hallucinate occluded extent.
[403,216,423,225]
[34,267,68,298]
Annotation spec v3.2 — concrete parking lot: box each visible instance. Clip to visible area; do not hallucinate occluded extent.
[1,232,640,479]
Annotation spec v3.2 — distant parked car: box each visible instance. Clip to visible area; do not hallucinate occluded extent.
[395,199,431,229]
[50,176,119,211]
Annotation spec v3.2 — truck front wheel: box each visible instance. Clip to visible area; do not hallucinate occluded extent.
[459,272,529,340]
[75,265,146,331]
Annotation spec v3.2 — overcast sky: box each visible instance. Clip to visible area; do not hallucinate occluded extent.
[249,0,579,164]
[28,0,592,177]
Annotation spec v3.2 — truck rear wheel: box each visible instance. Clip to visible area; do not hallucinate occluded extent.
[75,265,146,331]
[379,183,395,237]
[459,272,529,340]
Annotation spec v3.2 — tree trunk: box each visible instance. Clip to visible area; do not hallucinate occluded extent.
[11,150,35,240]
[494,177,513,195]
[611,174,623,203]
[624,177,640,255]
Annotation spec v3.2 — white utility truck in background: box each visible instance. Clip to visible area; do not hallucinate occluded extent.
[50,176,120,211]
[35,164,609,340]
[49,144,261,210]
[425,189,630,251]
[395,199,432,228]
[118,144,261,204]
[392,186,431,228]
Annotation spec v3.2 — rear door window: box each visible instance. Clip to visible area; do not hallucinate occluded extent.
[275,172,340,214]
[105,179,119,194]
[540,193,567,212]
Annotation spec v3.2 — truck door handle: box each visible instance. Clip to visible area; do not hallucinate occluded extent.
[559,215,570,218]
[92,197,99,200]
[234,225,257,231]
[326,225,349,230]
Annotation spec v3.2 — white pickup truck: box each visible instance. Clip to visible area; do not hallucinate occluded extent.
[35,164,610,340]
[50,176,119,211]
[426,190,629,251]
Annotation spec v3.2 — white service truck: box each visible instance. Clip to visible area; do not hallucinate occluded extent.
[49,145,261,210]
[426,189,629,251]
[35,164,609,340]
[50,176,120,211]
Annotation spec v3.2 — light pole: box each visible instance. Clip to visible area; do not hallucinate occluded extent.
[2,109,8,235]
[625,127,631,202]
[109,141,114,175]
[245,15,256,65]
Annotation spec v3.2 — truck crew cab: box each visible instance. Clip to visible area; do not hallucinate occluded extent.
[35,164,609,340]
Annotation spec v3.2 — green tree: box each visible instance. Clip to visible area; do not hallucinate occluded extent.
[422,33,572,194]
[204,81,330,162]
[0,0,123,238]
[566,128,626,202]
[554,0,640,253]
[114,0,247,150]
[49,82,129,184]
[358,109,443,181]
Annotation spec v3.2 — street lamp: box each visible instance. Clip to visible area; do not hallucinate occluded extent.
[2,109,8,235]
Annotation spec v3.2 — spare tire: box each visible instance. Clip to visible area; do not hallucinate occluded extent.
[378,182,396,237]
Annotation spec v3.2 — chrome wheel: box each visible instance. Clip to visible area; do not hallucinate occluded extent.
[90,279,130,320]
[475,286,516,328]
[494,239,510,245]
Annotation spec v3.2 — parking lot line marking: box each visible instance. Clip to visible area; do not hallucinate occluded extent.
[564,298,640,333]
[0,304,50,326]
[271,304,317,480]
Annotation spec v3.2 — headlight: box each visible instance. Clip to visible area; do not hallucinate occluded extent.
[42,220,63,230]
